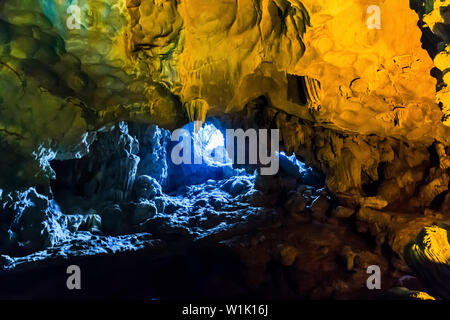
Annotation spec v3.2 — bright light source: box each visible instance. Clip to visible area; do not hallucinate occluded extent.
[193,123,231,166]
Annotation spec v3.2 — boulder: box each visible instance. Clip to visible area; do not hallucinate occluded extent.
[2,188,66,255]
[100,204,126,235]
[333,206,355,219]
[132,201,157,225]
[404,225,450,299]
[278,245,299,266]
[134,175,162,201]
[284,191,307,215]
[311,194,330,220]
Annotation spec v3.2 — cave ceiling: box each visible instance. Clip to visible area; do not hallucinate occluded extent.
[0,0,450,301]
[0,1,448,139]
[0,0,449,195]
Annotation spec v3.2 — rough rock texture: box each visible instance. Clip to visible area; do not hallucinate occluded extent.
[0,0,447,214]
[411,0,450,126]
[404,224,450,299]
[0,188,67,256]
[0,0,448,204]
[130,123,171,188]
[0,124,446,299]
[51,122,140,207]
[0,0,449,300]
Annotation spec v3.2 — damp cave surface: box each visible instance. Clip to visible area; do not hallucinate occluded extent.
[1,0,450,302]
[0,120,335,299]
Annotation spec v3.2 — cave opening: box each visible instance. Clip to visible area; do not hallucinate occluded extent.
[0,118,343,299]
[48,119,325,241]
[0,0,449,302]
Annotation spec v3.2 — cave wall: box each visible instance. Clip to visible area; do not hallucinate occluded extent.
[0,0,450,300]
[411,0,450,127]
[0,0,448,212]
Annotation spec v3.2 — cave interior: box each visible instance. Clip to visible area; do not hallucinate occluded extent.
[0,0,449,300]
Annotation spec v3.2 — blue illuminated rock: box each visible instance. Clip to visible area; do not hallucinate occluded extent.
[132,201,158,225]
[100,204,127,235]
[279,152,325,188]
[134,175,162,201]
[0,188,67,256]
[168,122,235,190]
[221,175,254,197]
[130,123,171,189]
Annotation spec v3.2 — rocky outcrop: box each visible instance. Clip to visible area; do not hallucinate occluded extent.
[404,224,450,299]
[51,122,140,207]
[0,1,449,195]
[129,123,171,188]
[0,0,449,300]
[411,0,450,127]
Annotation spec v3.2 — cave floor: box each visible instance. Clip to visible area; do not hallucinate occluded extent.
[0,178,408,300]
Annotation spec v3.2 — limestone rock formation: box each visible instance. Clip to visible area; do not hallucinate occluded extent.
[404,224,450,299]
[411,0,450,127]
[0,0,449,300]
[0,0,448,203]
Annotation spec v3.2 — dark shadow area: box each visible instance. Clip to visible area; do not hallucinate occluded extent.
[287,74,308,105]
[0,242,250,300]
